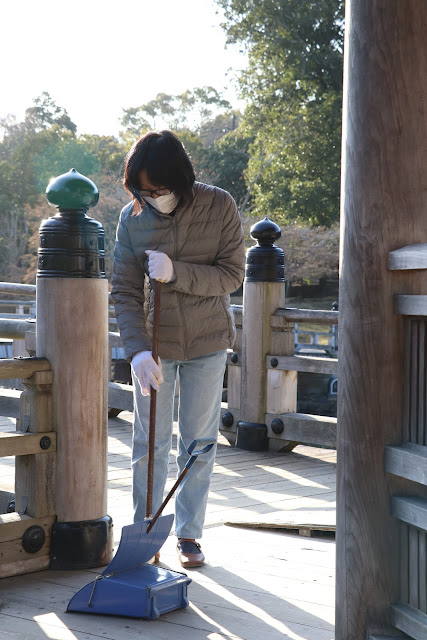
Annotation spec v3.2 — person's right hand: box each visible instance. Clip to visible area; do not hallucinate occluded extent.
[131,350,163,396]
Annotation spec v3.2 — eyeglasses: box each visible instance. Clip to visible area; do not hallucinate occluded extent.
[136,187,172,197]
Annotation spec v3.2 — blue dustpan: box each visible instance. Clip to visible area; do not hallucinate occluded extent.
[66,514,191,619]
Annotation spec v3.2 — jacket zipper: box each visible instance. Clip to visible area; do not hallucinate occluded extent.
[173,217,187,360]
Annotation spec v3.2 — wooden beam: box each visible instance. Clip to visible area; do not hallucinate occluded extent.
[388,244,427,271]
[266,413,337,448]
[0,431,56,457]
[266,354,338,375]
[0,318,32,340]
[0,283,36,296]
[15,372,56,519]
[394,295,427,317]
[107,381,133,412]
[385,443,427,485]
[0,555,50,579]
[0,513,55,544]
[0,358,50,380]
[391,496,427,531]
[391,603,427,640]
[272,308,338,326]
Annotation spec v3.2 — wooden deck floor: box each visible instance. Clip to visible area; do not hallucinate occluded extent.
[0,411,336,640]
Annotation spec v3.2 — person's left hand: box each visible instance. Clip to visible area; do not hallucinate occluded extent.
[145,250,175,283]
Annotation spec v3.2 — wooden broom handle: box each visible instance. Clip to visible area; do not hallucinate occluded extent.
[146,280,161,519]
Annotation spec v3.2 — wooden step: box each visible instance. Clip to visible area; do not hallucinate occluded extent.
[385,443,427,485]
[391,496,427,531]
[391,603,427,640]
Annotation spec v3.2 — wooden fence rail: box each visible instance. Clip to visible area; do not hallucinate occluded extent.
[0,357,55,578]
[1,304,339,450]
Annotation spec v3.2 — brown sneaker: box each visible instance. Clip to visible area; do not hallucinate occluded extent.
[177,538,205,568]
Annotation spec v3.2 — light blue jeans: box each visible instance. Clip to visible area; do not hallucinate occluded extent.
[131,349,227,539]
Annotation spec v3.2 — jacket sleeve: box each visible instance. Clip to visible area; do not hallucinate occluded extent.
[111,208,151,359]
[170,194,245,297]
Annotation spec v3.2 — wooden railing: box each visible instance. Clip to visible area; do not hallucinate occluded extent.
[220,305,338,452]
[0,356,56,578]
[0,285,339,451]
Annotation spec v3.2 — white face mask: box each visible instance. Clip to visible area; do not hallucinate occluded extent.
[143,192,179,214]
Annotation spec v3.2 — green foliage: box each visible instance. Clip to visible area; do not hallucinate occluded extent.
[120,86,232,136]
[196,129,252,206]
[217,0,344,226]
[24,91,77,134]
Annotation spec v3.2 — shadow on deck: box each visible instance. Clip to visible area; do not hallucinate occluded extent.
[0,411,336,640]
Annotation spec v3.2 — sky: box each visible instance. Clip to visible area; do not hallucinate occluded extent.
[0,0,248,137]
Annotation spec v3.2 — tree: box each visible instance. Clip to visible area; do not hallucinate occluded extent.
[216,0,344,226]
[24,91,77,134]
[120,86,232,138]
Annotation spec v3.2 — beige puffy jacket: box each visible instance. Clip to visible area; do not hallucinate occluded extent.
[111,182,245,361]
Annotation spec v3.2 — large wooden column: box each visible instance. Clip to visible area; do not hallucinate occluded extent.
[337,2,427,638]
[36,169,113,570]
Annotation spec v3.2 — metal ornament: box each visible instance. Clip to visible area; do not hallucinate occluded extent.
[245,217,285,283]
[38,169,105,278]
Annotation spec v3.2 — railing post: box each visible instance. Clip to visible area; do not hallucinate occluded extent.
[36,169,113,569]
[237,217,296,451]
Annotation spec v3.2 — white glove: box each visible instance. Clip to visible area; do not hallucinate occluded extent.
[131,350,164,396]
[145,250,175,283]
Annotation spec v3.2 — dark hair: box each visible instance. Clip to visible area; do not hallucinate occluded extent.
[123,130,196,214]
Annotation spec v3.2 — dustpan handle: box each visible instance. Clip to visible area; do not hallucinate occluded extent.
[146,280,161,519]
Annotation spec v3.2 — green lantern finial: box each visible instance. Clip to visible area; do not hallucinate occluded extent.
[45,168,99,211]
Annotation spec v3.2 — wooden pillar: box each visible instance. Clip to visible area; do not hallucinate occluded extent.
[237,218,289,450]
[337,2,427,638]
[36,169,113,569]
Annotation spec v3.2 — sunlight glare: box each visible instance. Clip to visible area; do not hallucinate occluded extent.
[34,613,79,639]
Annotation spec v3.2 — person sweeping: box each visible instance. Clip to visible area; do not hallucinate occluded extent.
[111,130,245,567]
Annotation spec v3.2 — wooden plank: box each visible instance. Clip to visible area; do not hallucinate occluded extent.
[395,295,427,317]
[388,244,427,270]
[0,358,50,380]
[385,443,427,484]
[0,513,55,544]
[419,321,425,445]
[409,526,419,608]
[0,283,36,296]
[391,496,427,532]
[107,381,133,412]
[411,320,419,443]
[14,372,56,519]
[391,603,427,640]
[272,308,338,326]
[231,303,242,327]
[0,431,56,457]
[266,369,297,414]
[369,636,408,640]
[420,531,427,613]
[266,354,338,375]
[266,413,337,448]
[0,555,49,579]
[401,523,409,604]
[227,364,241,409]
[403,318,411,441]
[0,318,31,340]
[0,534,51,576]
